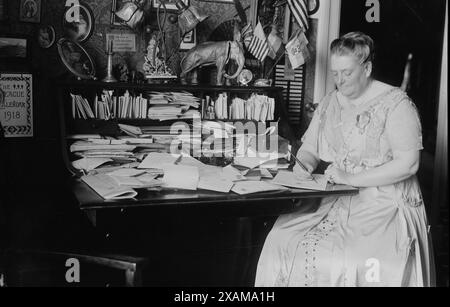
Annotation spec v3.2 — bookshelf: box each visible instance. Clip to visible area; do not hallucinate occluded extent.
[57,80,295,176]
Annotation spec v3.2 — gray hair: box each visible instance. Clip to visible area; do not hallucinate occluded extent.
[330,31,375,64]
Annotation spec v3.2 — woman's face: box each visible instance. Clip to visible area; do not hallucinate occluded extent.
[330,54,372,99]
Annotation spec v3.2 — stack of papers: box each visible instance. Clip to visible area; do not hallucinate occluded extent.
[138,152,181,169]
[229,94,275,122]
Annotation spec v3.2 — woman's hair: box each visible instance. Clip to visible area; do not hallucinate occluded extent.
[330,32,375,64]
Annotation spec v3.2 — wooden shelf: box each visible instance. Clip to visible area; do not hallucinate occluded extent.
[56,80,283,93]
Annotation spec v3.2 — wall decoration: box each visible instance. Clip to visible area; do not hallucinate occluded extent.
[0,73,34,138]
[0,36,28,59]
[57,38,96,80]
[153,0,188,11]
[62,1,94,43]
[106,33,137,52]
[180,29,196,50]
[0,0,8,22]
[19,0,41,23]
[37,25,56,49]
[308,0,320,16]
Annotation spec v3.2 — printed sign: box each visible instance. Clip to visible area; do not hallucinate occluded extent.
[106,33,137,52]
[0,73,33,137]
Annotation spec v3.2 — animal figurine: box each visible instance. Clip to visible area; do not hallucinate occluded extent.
[180,23,245,85]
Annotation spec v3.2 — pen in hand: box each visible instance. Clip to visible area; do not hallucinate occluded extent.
[288,150,319,184]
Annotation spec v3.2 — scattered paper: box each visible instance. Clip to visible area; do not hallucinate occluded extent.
[81,174,137,200]
[107,168,147,177]
[198,175,234,193]
[231,181,287,195]
[72,157,112,172]
[161,164,199,190]
[271,171,328,191]
[138,152,180,169]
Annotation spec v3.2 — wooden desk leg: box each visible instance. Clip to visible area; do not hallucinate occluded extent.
[125,269,142,287]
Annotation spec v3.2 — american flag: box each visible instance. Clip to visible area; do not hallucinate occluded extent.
[247,21,269,62]
[241,23,253,50]
[287,0,309,31]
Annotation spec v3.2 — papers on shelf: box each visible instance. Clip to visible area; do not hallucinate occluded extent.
[70,141,136,153]
[231,181,287,195]
[229,94,275,121]
[72,157,112,172]
[82,174,137,200]
[271,171,328,191]
[138,152,181,169]
[161,164,199,190]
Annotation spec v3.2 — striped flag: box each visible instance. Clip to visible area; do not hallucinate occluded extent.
[241,23,253,50]
[247,21,269,62]
[287,0,309,31]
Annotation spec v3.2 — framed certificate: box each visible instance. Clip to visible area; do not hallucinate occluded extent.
[0,73,33,138]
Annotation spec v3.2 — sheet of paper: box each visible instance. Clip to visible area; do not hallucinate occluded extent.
[107,168,147,177]
[110,175,144,187]
[231,181,287,195]
[271,171,328,191]
[81,174,137,200]
[138,152,180,169]
[198,175,234,193]
[259,168,274,179]
[72,157,112,172]
[161,164,199,190]
[222,165,247,181]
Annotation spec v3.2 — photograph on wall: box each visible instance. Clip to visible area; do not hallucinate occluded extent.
[0,73,33,138]
[0,37,28,59]
[19,0,41,23]
[37,25,55,49]
[153,0,188,10]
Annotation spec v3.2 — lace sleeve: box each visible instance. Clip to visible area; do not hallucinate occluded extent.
[385,99,423,152]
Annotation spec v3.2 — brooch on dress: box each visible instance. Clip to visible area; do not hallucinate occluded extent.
[356,111,371,134]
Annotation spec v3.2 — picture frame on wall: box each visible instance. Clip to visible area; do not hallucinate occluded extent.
[0,73,34,138]
[180,29,196,50]
[0,0,8,22]
[0,36,29,60]
[19,0,41,23]
[153,0,188,11]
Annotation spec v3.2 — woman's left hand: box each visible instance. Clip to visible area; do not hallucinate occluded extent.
[324,164,353,186]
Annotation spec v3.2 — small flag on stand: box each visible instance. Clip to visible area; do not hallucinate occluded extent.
[287,0,309,31]
[247,21,269,62]
[286,29,310,69]
[241,23,253,50]
[267,27,284,59]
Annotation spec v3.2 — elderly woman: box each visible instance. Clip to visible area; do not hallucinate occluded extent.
[255,32,435,287]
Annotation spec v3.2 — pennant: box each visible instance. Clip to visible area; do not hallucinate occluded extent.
[247,21,269,62]
[286,29,310,69]
[241,23,253,50]
[287,0,309,31]
[267,27,284,59]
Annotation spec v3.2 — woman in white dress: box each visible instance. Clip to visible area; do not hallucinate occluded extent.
[255,32,435,287]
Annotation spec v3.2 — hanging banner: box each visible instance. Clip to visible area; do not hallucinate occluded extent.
[0,73,33,137]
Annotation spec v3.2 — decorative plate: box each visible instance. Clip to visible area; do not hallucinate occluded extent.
[57,38,96,80]
[62,2,94,43]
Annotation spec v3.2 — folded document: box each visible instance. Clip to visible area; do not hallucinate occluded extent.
[81,174,137,200]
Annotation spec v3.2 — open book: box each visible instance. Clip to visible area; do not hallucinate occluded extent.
[271,171,329,191]
[82,174,137,200]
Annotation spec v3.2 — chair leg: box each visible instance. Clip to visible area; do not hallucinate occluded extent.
[125,269,142,287]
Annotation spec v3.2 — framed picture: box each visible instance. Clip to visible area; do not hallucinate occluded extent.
[0,73,34,138]
[37,25,56,49]
[180,28,196,50]
[19,0,41,23]
[62,1,94,43]
[111,0,130,26]
[0,0,8,22]
[0,36,29,60]
[153,0,188,11]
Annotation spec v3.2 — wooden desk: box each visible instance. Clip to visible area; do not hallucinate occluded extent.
[70,179,358,286]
